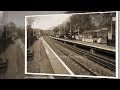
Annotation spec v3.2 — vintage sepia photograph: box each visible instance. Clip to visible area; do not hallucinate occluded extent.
[0,11,25,79]
[1,11,81,79]
[0,11,119,79]
[25,11,118,78]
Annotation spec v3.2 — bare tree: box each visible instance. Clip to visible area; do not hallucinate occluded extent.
[53,26,59,37]
[64,21,71,38]
[27,17,36,26]
[90,12,116,29]
[68,14,93,39]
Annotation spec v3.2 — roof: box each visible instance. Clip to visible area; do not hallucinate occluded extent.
[82,28,108,34]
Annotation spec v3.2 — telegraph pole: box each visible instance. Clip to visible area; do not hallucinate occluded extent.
[70,19,72,39]
[78,27,80,41]
[59,24,60,37]
[64,23,66,38]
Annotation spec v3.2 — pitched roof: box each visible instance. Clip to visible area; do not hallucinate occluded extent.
[82,28,108,33]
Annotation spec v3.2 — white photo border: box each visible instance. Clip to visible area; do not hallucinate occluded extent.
[25,11,118,79]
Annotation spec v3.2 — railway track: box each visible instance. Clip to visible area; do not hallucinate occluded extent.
[44,37,99,76]
[51,37,115,71]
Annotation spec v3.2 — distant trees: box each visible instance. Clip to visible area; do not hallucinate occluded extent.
[52,13,94,39]
[0,22,17,53]
[90,13,116,29]
[17,27,24,37]
[2,25,7,40]
[69,14,93,39]
[3,22,17,40]
[27,17,36,26]
[0,25,7,53]
[27,25,33,36]
[27,25,34,48]
[64,21,71,38]
[53,26,59,36]
[52,12,116,39]
[0,21,26,53]
[5,22,16,34]
[2,22,25,45]
[58,24,65,38]
[27,17,40,48]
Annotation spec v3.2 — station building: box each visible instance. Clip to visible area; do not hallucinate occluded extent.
[82,28,108,44]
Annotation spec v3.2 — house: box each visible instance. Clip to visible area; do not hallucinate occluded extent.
[82,28,108,44]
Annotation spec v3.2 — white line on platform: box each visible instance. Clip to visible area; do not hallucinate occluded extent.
[46,49,49,54]
[42,37,75,75]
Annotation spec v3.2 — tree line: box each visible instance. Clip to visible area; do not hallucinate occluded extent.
[0,22,25,53]
[52,12,116,39]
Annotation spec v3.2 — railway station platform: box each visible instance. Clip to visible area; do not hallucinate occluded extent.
[50,37,115,53]
[41,37,74,75]
[27,36,74,75]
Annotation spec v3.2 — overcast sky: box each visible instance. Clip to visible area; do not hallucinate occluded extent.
[30,14,71,30]
[4,11,66,28]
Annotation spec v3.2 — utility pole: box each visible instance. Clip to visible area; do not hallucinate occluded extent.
[78,27,80,41]
[111,16,112,36]
[70,20,72,39]
[64,23,66,38]
[59,24,60,37]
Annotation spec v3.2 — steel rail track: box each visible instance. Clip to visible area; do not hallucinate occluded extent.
[44,37,98,76]
[51,38,115,71]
